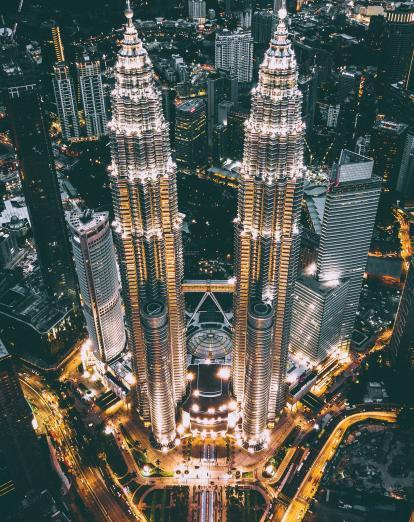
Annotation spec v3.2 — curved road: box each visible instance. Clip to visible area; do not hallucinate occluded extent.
[281,410,397,522]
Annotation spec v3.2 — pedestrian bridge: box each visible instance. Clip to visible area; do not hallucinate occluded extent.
[182,279,235,293]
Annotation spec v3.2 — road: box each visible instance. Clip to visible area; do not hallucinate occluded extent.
[21,375,135,522]
[281,410,397,522]
[394,207,411,280]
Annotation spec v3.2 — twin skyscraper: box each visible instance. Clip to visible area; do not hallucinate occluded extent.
[108,2,307,449]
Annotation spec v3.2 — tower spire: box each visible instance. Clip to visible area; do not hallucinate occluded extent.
[233,0,306,441]
[118,0,147,65]
[273,0,286,17]
[125,0,133,26]
[109,0,186,446]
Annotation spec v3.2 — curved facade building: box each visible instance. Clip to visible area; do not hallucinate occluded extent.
[242,302,274,449]
[68,210,126,363]
[141,301,176,446]
[233,6,305,423]
[109,5,185,419]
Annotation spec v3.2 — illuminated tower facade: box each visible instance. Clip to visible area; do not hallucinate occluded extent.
[141,302,176,445]
[52,61,80,141]
[109,4,185,435]
[242,302,274,448]
[233,6,305,427]
[67,210,126,364]
[76,56,108,138]
[51,26,65,62]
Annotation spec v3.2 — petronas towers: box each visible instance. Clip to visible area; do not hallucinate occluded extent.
[109,3,185,446]
[233,7,305,447]
[110,3,304,448]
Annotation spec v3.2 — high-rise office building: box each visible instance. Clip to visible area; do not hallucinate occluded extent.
[396,128,414,202]
[2,53,77,303]
[0,339,45,506]
[233,7,305,430]
[67,210,126,364]
[226,108,249,160]
[175,98,207,176]
[109,4,185,437]
[207,69,238,148]
[388,257,414,369]
[290,274,349,363]
[290,150,381,364]
[337,66,363,103]
[76,56,107,139]
[225,0,252,29]
[251,10,274,45]
[298,70,318,137]
[52,61,80,141]
[371,119,408,194]
[291,152,381,362]
[381,3,414,86]
[317,150,381,344]
[215,29,254,83]
[188,0,206,22]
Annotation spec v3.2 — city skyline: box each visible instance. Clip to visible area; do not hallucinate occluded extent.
[0,0,413,521]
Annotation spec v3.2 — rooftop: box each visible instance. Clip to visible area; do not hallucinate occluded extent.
[67,209,108,236]
[334,148,374,183]
[297,273,346,296]
[0,276,71,333]
[305,193,326,235]
[176,98,205,113]
[339,149,372,166]
[373,119,409,135]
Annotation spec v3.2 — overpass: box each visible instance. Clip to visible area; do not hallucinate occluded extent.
[182,279,235,293]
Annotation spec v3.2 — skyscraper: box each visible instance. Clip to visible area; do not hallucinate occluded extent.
[317,150,381,344]
[188,0,206,23]
[396,128,414,202]
[52,61,80,141]
[371,119,408,195]
[381,3,414,86]
[225,0,252,29]
[76,56,108,139]
[0,339,45,506]
[226,108,249,160]
[141,301,176,446]
[109,4,185,437]
[215,29,253,83]
[251,10,275,46]
[207,69,238,148]
[290,274,349,363]
[298,70,318,138]
[233,6,305,432]
[174,98,207,176]
[2,52,77,303]
[388,257,414,369]
[291,151,381,362]
[337,66,363,103]
[67,210,126,364]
